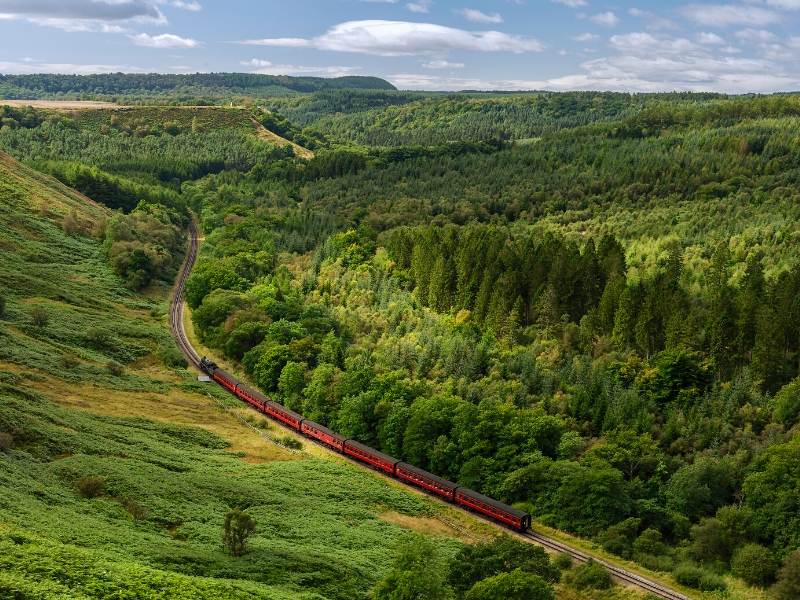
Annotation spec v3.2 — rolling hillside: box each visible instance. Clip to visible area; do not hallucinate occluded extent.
[0,152,471,599]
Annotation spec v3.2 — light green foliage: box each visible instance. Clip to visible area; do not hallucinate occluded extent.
[464,570,554,600]
[774,376,800,425]
[730,544,777,586]
[372,537,451,600]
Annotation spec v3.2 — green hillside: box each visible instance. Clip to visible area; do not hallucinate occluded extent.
[0,153,466,599]
[0,73,396,103]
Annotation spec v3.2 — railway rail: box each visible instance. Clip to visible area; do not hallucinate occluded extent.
[169,222,690,600]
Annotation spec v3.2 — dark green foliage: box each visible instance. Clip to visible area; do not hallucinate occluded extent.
[75,475,106,499]
[774,550,800,600]
[0,294,5,318]
[672,564,726,591]
[0,73,395,101]
[565,560,612,590]
[730,544,777,586]
[0,431,13,452]
[448,536,559,596]
[222,509,256,557]
[30,306,48,329]
[553,553,573,571]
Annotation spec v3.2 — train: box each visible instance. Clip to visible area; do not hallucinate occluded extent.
[199,357,532,532]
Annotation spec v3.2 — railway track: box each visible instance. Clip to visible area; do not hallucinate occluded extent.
[169,222,689,600]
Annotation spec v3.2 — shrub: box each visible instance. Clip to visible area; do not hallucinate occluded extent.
[773,549,800,600]
[673,564,726,591]
[120,498,149,521]
[75,476,106,499]
[0,432,13,451]
[86,327,113,348]
[0,294,5,319]
[566,560,612,590]
[464,569,555,600]
[222,509,256,557]
[554,553,573,571]
[106,361,124,376]
[159,345,188,368]
[731,543,777,586]
[279,436,302,450]
[60,354,80,369]
[30,307,49,329]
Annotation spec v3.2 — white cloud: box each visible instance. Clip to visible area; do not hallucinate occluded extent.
[552,0,587,7]
[734,29,777,43]
[241,20,543,56]
[696,32,725,45]
[589,11,619,26]
[407,0,431,13]
[422,59,465,69]
[459,8,503,24]
[573,32,599,42]
[0,0,166,30]
[168,0,201,10]
[679,4,780,27]
[0,59,152,74]
[765,0,800,9]
[129,33,199,48]
[241,59,362,77]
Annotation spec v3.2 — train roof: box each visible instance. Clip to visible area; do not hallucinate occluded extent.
[396,462,459,491]
[456,487,529,519]
[302,419,347,441]
[237,381,269,404]
[213,368,239,386]
[344,439,400,465]
[265,400,304,423]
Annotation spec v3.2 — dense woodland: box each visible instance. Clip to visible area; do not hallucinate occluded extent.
[3,87,800,598]
[0,73,395,103]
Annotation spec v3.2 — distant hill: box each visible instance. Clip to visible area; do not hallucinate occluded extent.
[0,73,397,102]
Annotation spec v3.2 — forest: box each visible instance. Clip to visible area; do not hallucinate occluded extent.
[0,73,395,103]
[3,90,800,598]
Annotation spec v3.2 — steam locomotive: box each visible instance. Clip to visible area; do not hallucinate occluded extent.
[200,357,531,531]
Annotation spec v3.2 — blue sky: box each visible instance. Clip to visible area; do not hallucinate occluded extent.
[1,0,799,92]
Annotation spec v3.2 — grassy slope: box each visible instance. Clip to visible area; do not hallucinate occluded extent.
[0,153,472,599]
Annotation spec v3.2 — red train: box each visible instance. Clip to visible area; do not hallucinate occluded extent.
[200,357,531,532]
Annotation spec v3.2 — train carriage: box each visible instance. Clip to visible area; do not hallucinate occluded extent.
[455,487,531,531]
[234,382,269,411]
[343,440,399,475]
[263,401,303,431]
[301,420,347,451]
[211,367,238,394]
[395,462,458,501]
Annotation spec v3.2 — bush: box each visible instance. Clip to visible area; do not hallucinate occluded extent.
[554,553,573,571]
[279,436,302,450]
[731,543,777,586]
[773,549,800,600]
[0,432,13,451]
[106,361,124,376]
[30,307,49,329]
[464,569,555,600]
[222,509,256,557]
[673,564,726,591]
[60,354,80,369]
[75,476,106,499]
[120,498,149,521]
[0,294,5,318]
[159,345,188,369]
[566,560,612,590]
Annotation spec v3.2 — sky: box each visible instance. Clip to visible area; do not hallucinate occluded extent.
[1,0,800,93]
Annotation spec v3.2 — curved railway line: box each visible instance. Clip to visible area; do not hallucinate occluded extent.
[169,222,690,600]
